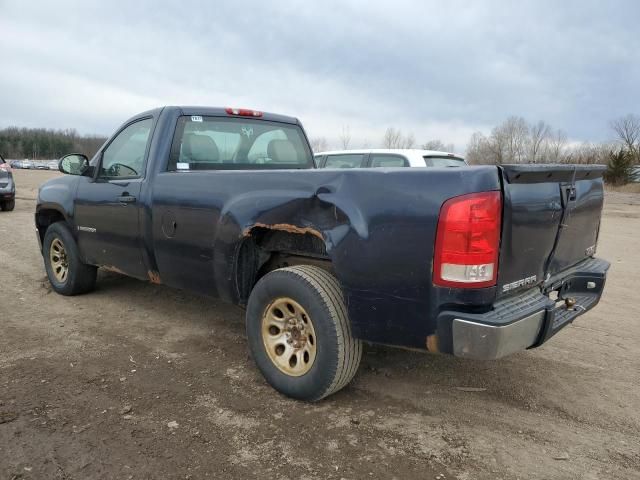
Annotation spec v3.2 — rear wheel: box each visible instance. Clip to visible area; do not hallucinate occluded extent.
[0,199,14,211]
[43,222,97,295]
[246,265,362,401]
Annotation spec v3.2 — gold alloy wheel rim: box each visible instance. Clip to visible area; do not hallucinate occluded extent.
[49,238,69,283]
[261,297,317,377]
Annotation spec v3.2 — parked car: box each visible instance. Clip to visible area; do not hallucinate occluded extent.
[315,149,467,168]
[9,160,22,168]
[0,154,16,211]
[47,160,59,170]
[21,160,34,169]
[36,106,609,401]
[34,162,49,170]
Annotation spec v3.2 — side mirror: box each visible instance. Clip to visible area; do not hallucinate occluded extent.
[59,153,89,176]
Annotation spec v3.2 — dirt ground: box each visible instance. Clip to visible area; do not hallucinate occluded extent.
[1,169,639,480]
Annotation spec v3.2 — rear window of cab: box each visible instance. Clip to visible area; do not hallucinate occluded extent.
[168,116,314,170]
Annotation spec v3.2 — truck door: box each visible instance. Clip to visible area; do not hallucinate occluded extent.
[74,118,153,280]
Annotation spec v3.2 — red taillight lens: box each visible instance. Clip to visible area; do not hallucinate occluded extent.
[433,191,501,288]
[225,107,263,117]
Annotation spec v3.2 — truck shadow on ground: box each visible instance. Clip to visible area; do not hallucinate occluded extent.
[87,269,599,417]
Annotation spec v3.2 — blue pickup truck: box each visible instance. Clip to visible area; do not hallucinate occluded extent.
[35,106,609,400]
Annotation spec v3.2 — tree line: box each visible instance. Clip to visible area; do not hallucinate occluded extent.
[0,127,107,160]
[309,113,640,185]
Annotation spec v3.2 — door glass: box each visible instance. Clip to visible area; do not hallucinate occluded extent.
[100,118,153,178]
[370,154,408,167]
[423,156,466,167]
[323,154,364,168]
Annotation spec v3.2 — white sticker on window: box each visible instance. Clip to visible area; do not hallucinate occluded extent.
[177,162,190,170]
[191,116,203,122]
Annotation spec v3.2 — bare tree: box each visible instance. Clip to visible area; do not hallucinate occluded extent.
[404,132,416,149]
[422,139,454,152]
[495,116,529,163]
[339,125,351,149]
[610,114,640,162]
[309,137,328,152]
[382,127,415,148]
[465,132,488,164]
[382,127,402,148]
[564,142,613,165]
[528,120,551,163]
[545,129,568,163]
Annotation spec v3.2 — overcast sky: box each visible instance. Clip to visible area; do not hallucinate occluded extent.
[1,1,638,150]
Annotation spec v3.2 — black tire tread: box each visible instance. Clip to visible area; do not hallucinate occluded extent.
[43,221,97,296]
[278,265,362,400]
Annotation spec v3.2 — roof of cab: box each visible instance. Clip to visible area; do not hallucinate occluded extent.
[171,106,300,125]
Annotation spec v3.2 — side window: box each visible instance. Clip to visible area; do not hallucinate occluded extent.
[370,154,408,168]
[324,154,364,168]
[100,118,153,178]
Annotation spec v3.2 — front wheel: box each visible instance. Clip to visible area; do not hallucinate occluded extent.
[0,199,14,211]
[43,222,97,295]
[246,265,362,401]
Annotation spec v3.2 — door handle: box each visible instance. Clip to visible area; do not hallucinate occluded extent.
[118,195,137,204]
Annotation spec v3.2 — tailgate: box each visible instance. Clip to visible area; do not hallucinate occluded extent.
[497,164,605,298]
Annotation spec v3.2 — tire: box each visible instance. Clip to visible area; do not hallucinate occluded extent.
[0,200,14,211]
[246,265,362,401]
[43,221,97,296]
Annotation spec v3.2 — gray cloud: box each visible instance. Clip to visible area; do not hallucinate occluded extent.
[1,0,638,150]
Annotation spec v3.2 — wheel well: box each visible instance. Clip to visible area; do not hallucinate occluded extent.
[36,209,66,244]
[235,227,332,305]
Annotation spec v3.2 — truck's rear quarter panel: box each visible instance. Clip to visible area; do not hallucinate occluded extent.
[149,166,501,349]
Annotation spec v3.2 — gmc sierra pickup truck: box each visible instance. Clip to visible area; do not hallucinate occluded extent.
[36,106,609,401]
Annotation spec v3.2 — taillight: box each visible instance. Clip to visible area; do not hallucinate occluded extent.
[433,191,502,288]
[225,107,263,117]
[0,163,11,172]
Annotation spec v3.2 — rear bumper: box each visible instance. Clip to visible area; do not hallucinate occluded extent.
[437,257,610,360]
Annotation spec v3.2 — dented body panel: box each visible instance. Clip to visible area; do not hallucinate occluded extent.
[36,106,610,355]
[149,164,501,348]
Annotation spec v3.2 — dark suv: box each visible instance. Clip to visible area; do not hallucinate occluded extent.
[0,154,16,211]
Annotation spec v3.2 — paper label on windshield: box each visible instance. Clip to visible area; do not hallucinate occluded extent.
[177,162,190,170]
[191,116,203,122]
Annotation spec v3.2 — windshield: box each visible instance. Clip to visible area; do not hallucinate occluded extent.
[168,116,313,170]
[423,156,466,167]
